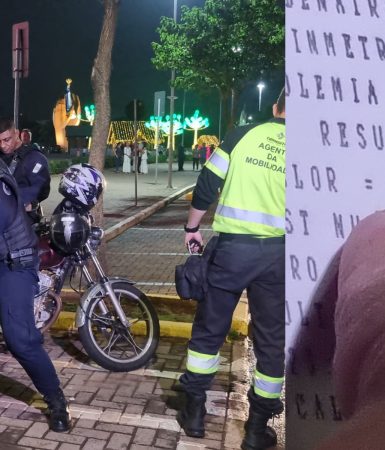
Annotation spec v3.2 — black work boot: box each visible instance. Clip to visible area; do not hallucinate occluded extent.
[44,388,72,432]
[177,392,206,438]
[241,409,277,450]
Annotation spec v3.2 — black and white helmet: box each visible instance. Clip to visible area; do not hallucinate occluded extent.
[58,163,105,211]
[50,212,91,255]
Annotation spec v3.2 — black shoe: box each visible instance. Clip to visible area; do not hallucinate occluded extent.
[177,392,206,438]
[44,389,72,432]
[241,410,278,450]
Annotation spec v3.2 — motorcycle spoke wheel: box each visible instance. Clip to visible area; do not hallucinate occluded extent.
[78,282,159,372]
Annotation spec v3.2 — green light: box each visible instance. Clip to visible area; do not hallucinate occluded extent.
[84,104,96,125]
[184,110,210,146]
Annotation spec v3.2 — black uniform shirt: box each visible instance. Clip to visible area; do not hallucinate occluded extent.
[0,145,50,205]
[0,180,16,232]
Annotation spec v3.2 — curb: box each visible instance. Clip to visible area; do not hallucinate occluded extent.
[105,184,195,242]
[52,292,249,338]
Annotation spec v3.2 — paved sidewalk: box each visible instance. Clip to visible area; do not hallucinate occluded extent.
[0,332,285,450]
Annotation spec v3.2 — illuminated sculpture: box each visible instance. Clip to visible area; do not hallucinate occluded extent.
[159,114,184,150]
[52,79,81,151]
[184,110,209,147]
[84,104,95,126]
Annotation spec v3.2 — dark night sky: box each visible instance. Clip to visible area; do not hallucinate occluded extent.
[0,0,283,136]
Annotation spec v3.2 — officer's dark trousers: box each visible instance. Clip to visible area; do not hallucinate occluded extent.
[0,262,60,397]
[180,234,285,413]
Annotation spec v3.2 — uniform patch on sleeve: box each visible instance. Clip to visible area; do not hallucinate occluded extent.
[32,163,42,174]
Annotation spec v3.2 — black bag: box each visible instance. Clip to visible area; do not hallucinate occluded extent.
[175,236,218,302]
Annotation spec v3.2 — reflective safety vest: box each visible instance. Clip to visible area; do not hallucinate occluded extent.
[205,120,285,237]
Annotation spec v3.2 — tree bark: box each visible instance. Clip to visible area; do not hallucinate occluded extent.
[89,0,120,269]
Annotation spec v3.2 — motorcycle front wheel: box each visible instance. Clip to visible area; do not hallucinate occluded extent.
[78,282,160,372]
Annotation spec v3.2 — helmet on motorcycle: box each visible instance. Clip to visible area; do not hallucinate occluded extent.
[49,212,90,255]
[58,163,105,211]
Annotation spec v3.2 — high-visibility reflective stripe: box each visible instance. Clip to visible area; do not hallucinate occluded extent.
[253,370,283,399]
[208,152,229,174]
[216,204,285,230]
[186,349,220,374]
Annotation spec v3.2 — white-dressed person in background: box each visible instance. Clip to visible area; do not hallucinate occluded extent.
[123,141,132,174]
[141,142,148,174]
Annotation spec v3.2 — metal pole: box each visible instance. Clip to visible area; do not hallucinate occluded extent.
[13,29,22,129]
[181,90,186,146]
[134,99,138,206]
[155,98,161,184]
[258,88,262,111]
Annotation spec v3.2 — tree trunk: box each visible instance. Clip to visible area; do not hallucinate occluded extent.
[89,0,120,269]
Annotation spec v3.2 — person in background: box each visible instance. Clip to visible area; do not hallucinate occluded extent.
[141,142,149,174]
[123,142,132,174]
[0,119,50,223]
[114,143,124,173]
[178,143,185,171]
[192,144,200,171]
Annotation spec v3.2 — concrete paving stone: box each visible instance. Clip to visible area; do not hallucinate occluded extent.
[96,422,134,434]
[205,422,224,433]
[133,427,156,445]
[176,442,207,450]
[95,388,116,401]
[19,411,46,422]
[91,399,126,410]
[18,436,59,449]
[164,408,178,417]
[1,407,26,419]
[58,444,81,450]
[0,444,34,450]
[74,391,94,403]
[223,419,244,450]
[89,372,110,382]
[45,431,86,445]
[99,410,122,423]
[124,404,144,415]
[81,438,106,450]
[74,418,96,429]
[128,445,156,450]
[65,384,100,394]
[106,432,131,449]
[0,416,33,428]
[25,421,50,438]
[115,385,137,397]
[155,437,178,449]
[70,426,111,440]
[179,436,223,449]
[78,411,101,421]
[0,426,26,444]
[144,400,166,415]
[134,381,156,395]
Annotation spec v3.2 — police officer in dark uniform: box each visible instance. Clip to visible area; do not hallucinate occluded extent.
[0,118,50,222]
[0,159,71,432]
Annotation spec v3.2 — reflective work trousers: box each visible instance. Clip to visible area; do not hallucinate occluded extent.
[180,234,285,411]
[0,262,60,397]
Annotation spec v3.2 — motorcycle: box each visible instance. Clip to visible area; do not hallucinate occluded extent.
[34,214,160,372]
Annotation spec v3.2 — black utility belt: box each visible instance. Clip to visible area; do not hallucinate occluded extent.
[219,233,285,244]
[6,248,36,270]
